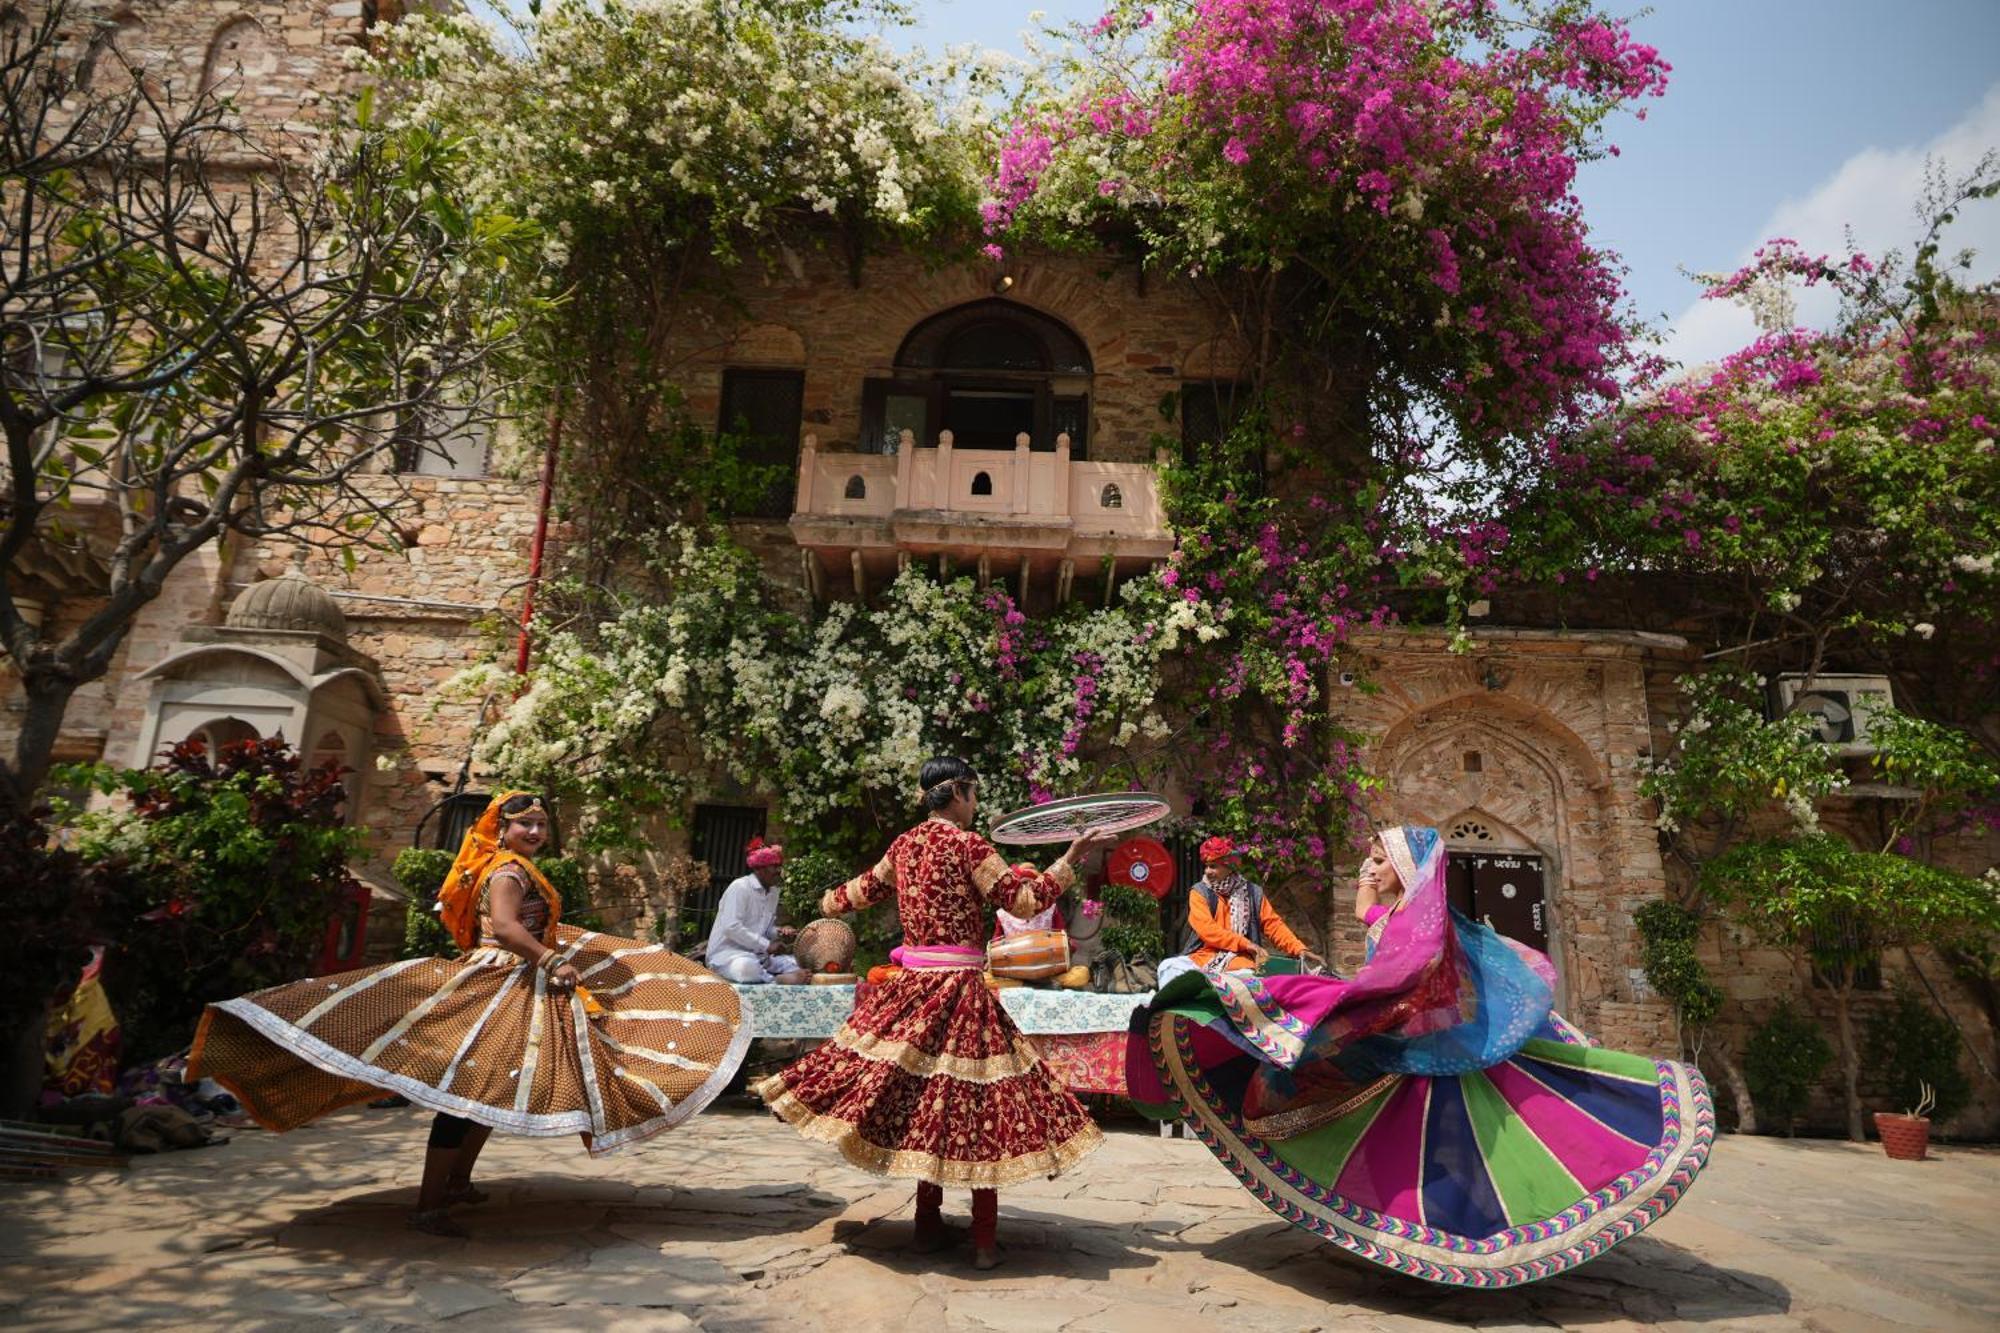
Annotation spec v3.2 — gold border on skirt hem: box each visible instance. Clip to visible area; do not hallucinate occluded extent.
[754,1080,1103,1188]
[830,1024,1047,1084]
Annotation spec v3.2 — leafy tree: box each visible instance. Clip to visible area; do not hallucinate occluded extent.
[1704,835,2000,1140]
[1742,1000,1832,1135]
[0,2,539,810]
[54,738,363,1061]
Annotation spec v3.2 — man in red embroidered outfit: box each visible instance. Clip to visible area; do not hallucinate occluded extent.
[755,756,1116,1270]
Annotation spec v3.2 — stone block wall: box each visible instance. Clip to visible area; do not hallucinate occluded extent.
[662,246,1241,466]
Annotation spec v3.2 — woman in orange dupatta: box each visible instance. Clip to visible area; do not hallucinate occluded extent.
[189,792,749,1235]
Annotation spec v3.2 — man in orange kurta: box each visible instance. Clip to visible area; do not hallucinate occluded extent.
[1180,837,1322,972]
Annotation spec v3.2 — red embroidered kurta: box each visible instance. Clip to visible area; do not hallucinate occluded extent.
[754,817,1105,1187]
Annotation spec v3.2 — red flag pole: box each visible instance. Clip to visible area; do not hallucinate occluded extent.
[514,395,563,677]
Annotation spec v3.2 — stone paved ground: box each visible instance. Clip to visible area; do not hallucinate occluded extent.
[2,1099,1996,1332]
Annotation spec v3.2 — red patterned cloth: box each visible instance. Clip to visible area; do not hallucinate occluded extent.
[1032,1032,1129,1096]
[755,817,1105,1187]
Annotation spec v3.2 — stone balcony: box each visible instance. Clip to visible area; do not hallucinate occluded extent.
[789,430,1174,606]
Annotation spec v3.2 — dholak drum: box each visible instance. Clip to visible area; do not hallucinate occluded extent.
[987,929,1071,980]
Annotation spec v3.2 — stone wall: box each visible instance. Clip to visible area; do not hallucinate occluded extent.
[662,246,1241,465]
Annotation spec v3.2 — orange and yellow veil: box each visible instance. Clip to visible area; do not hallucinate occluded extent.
[435,791,562,951]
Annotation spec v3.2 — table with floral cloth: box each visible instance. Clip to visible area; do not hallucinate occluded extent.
[731,983,1150,1095]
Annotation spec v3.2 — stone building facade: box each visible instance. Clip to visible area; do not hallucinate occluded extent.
[6,0,1996,1136]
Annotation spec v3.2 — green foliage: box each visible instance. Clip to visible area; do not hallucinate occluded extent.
[1099,882,1164,962]
[1704,835,2000,985]
[1634,900,1723,1030]
[361,0,993,563]
[1743,1000,1833,1134]
[458,526,1189,857]
[1641,668,1845,845]
[1861,706,2000,849]
[395,848,457,958]
[53,739,363,1061]
[1865,987,1972,1125]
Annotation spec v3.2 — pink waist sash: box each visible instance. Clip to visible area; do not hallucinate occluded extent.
[891,944,986,971]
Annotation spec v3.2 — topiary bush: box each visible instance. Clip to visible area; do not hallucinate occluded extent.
[1866,986,1971,1126]
[1743,1000,1833,1135]
[1100,882,1165,962]
[395,848,456,957]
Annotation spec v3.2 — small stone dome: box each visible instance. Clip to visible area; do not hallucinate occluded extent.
[225,573,348,639]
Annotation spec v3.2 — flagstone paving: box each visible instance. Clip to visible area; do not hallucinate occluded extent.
[1,1099,1995,1331]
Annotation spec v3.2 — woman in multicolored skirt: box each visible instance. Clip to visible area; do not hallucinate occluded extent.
[756,756,1116,1269]
[1128,824,1714,1287]
[189,792,750,1235]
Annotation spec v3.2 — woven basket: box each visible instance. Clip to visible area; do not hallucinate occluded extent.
[793,918,856,974]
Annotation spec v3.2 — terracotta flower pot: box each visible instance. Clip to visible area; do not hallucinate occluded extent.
[1873,1111,1931,1161]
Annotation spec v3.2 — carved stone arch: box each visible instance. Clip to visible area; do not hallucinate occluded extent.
[1374,690,1609,795]
[1373,705,1611,1016]
[201,14,274,95]
[729,322,807,366]
[1180,334,1251,382]
[77,10,147,95]
[1441,808,1534,852]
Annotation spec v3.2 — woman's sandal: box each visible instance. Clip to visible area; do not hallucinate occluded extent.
[407,1208,471,1238]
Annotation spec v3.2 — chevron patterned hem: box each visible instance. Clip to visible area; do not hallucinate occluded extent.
[1149,1012,1715,1287]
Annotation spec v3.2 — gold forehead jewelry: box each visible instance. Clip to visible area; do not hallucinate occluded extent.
[510,797,548,819]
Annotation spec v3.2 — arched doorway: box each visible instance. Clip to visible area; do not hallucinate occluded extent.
[862,300,1093,455]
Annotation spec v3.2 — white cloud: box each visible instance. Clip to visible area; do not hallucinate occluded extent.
[1660,83,2000,373]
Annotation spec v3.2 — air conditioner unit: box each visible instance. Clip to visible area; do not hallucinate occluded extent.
[1772,674,1895,755]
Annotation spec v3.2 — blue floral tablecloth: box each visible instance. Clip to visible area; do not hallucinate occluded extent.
[731,983,1152,1039]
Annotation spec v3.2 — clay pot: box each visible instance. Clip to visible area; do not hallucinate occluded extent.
[1873,1111,1931,1161]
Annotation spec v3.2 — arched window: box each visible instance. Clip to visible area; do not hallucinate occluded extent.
[843,474,866,500]
[188,716,259,756]
[1099,483,1123,509]
[970,471,993,496]
[861,299,1093,456]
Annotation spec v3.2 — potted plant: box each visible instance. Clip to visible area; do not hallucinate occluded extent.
[1874,1082,1935,1162]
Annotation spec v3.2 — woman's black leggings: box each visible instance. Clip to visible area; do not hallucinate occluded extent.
[428,1112,474,1149]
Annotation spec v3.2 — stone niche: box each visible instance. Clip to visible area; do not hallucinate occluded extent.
[132,573,387,807]
[1331,629,1686,1057]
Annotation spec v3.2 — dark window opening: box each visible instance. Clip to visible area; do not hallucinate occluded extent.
[1180,379,1252,465]
[1463,751,1483,773]
[1100,483,1122,509]
[1052,395,1089,458]
[876,300,1093,458]
[689,803,768,941]
[843,474,866,500]
[718,367,804,518]
[859,378,936,456]
[947,386,1036,451]
[970,471,994,496]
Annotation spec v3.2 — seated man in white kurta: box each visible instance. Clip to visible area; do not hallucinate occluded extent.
[706,839,810,984]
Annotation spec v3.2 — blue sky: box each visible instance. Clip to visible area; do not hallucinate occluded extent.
[467,1,2000,370]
